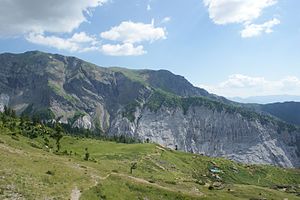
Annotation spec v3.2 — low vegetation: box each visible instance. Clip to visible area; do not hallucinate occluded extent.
[0,107,300,199]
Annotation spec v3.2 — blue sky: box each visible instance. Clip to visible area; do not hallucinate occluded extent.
[0,0,299,98]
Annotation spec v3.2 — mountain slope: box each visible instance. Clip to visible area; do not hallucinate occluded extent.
[1,114,300,199]
[0,51,299,167]
[260,102,300,126]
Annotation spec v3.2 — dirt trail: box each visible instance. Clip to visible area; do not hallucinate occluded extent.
[70,187,81,200]
[0,143,24,154]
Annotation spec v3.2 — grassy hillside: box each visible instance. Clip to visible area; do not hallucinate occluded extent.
[0,112,300,199]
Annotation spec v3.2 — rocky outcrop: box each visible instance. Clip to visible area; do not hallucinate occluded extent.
[109,106,300,168]
[0,93,9,112]
[72,115,93,130]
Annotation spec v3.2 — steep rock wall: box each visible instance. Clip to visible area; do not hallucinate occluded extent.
[110,106,300,168]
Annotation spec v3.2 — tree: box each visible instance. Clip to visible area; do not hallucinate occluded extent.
[130,162,137,174]
[10,109,16,118]
[84,147,90,161]
[32,114,41,125]
[4,105,10,116]
[44,137,49,147]
[52,123,64,152]
[20,114,30,125]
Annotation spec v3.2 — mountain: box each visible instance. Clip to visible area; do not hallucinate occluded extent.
[0,51,299,167]
[250,102,300,126]
[230,95,300,104]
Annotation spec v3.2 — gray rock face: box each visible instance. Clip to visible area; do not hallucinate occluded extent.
[0,51,147,132]
[0,93,9,112]
[72,115,92,130]
[110,106,300,168]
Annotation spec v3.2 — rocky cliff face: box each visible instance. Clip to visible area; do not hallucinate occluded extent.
[110,105,300,168]
[0,51,149,132]
[0,51,299,168]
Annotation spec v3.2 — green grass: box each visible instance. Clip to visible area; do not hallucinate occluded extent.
[110,67,148,85]
[48,82,77,103]
[0,119,300,199]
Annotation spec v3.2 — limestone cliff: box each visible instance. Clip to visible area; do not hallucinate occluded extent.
[110,105,300,168]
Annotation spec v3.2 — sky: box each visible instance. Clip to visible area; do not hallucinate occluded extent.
[0,0,299,98]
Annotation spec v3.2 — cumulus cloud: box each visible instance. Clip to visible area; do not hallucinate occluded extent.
[26,32,100,52]
[101,43,146,56]
[25,20,167,55]
[203,0,279,38]
[200,74,300,98]
[100,20,166,44]
[100,20,166,56]
[0,0,107,35]
[241,18,280,38]
[0,1,167,56]
[203,0,276,24]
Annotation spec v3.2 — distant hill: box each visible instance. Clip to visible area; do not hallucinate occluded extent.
[258,102,300,126]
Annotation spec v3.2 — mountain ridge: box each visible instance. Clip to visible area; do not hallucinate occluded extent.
[230,95,300,104]
[0,51,299,167]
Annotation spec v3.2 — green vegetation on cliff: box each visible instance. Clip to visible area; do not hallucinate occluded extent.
[143,89,299,133]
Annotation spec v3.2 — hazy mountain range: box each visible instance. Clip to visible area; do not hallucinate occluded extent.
[230,95,300,104]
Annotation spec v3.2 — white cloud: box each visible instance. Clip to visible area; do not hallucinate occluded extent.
[0,0,107,36]
[26,32,100,52]
[26,20,167,56]
[203,0,276,24]
[200,74,300,98]
[147,4,151,11]
[203,0,279,37]
[100,20,166,44]
[101,43,146,56]
[100,20,166,56]
[0,1,167,56]
[241,18,280,38]
[161,17,172,24]
[70,32,97,44]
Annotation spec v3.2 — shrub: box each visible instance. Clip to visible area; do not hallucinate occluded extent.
[46,170,54,175]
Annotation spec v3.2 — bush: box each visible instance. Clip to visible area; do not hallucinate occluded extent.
[130,162,137,174]
[46,170,55,176]
[165,180,176,185]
